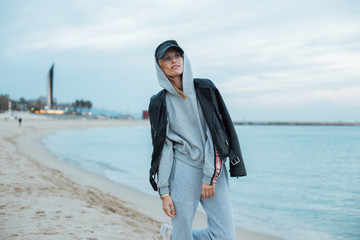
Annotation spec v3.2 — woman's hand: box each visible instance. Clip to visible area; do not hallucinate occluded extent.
[202,183,215,199]
[162,195,176,218]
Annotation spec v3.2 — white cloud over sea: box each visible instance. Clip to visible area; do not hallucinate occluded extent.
[1,0,359,121]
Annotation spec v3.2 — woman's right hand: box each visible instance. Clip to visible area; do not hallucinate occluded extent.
[162,195,176,218]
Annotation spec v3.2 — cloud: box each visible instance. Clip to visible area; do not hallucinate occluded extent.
[11,0,220,52]
[1,0,360,121]
[19,25,163,51]
[221,73,360,107]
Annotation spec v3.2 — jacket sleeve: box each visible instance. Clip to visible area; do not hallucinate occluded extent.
[157,122,174,195]
[216,89,240,154]
[215,87,247,177]
[202,127,216,185]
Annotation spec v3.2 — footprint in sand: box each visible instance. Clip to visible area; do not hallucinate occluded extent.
[36,210,46,217]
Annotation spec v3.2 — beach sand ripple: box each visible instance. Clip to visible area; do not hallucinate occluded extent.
[0,116,161,240]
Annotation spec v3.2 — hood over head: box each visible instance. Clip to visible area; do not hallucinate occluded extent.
[155,42,194,97]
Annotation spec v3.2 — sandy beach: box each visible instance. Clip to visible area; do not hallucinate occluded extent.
[0,112,282,240]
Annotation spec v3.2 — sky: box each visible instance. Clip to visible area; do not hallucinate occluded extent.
[1,0,359,122]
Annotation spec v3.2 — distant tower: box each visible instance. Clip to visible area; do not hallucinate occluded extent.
[47,64,54,109]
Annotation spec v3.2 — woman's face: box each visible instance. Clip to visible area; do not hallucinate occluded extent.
[158,49,184,79]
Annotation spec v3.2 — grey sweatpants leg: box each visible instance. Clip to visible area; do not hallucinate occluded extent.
[169,159,236,240]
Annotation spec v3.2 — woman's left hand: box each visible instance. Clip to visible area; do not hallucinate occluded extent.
[201,183,215,199]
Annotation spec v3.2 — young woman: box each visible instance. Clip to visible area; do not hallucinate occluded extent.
[149,40,246,240]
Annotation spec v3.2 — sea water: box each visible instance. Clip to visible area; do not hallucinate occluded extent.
[42,125,360,240]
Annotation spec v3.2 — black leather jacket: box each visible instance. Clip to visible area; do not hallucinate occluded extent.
[149,78,246,191]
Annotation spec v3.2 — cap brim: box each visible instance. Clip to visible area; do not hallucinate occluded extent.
[156,43,184,59]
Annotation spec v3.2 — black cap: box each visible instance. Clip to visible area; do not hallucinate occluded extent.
[155,40,184,59]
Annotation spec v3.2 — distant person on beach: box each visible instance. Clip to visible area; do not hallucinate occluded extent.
[149,40,246,240]
[18,117,22,127]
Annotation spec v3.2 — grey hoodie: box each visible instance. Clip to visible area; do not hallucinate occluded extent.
[156,54,216,195]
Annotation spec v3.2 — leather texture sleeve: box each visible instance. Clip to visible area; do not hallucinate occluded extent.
[214,86,247,177]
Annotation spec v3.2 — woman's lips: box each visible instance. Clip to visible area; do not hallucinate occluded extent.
[172,65,180,69]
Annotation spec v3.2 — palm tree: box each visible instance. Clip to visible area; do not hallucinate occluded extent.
[73,99,92,115]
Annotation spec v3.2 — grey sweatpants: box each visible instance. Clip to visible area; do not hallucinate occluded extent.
[169,159,236,240]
